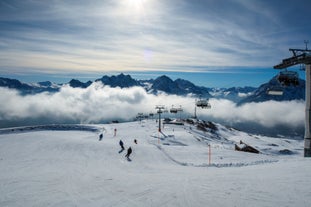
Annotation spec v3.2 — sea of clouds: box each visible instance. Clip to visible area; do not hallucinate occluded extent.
[0,82,305,137]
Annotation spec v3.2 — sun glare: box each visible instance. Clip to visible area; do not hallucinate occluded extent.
[126,0,146,13]
[118,0,155,18]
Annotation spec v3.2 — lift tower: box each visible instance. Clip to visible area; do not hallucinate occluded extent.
[155,105,165,132]
[274,44,311,157]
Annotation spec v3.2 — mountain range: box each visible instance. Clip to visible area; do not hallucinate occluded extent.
[0,73,305,104]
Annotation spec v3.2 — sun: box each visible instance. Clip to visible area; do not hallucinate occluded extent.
[128,0,144,6]
[126,0,145,12]
[118,0,153,18]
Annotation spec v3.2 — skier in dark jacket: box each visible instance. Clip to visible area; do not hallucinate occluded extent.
[119,140,125,150]
[125,147,132,159]
[118,140,125,154]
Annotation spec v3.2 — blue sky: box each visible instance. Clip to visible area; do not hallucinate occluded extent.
[0,0,310,87]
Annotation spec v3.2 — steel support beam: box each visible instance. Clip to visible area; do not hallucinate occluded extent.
[304,64,311,157]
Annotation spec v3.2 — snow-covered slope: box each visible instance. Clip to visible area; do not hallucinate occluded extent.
[0,120,310,207]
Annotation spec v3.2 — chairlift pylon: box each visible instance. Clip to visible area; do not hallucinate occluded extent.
[272,42,311,157]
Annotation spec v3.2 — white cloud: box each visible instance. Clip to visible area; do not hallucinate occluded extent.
[201,99,305,128]
[0,84,305,131]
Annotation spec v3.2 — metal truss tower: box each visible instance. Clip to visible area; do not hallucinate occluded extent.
[274,44,311,157]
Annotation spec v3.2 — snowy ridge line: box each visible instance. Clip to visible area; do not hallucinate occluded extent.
[0,124,101,135]
[155,144,278,168]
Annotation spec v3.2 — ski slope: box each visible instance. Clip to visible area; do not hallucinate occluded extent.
[0,120,310,207]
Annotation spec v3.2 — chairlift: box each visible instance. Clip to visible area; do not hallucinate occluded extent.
[266,86,283,96]
[277,70,299,86]
[136,113,144,119]
[170,108,178,113]
[170,105,183,113]
[196,99,211,109]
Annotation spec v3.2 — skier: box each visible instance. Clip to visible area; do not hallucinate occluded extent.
[99,133,103,141]
[118,140,125,154]
[119,140,125,150]
[125,147,132,159]
[134,139,137,144]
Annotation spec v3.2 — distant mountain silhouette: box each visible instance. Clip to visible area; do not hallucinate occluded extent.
[147,75,211,97]
[0,77,59,94]
[69,79,92,88]
[95,73,141,88]
[0,77,33,90]
[0,73,306,103]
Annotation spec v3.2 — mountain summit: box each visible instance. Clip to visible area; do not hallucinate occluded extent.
[96,73,141,88]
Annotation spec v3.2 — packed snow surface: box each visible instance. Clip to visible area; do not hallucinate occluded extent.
[0,120,310,207]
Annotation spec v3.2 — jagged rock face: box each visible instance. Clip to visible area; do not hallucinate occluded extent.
[150,75,183,95]
[96,73,140,88]
[0,77,59,94]
[69,79,92,88]
[0,77,33,90]
[148,75,211,97]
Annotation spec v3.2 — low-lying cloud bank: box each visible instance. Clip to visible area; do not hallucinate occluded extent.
[0,83,305,136]
[202,99,305,137]
[206,99,304,128]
